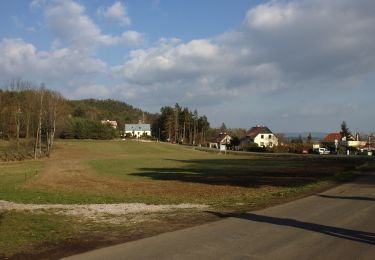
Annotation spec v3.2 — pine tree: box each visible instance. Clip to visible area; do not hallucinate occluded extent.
[340,121,352,140]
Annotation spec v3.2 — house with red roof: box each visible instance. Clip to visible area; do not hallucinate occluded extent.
[323,133,342,142]
[322,132,366,150]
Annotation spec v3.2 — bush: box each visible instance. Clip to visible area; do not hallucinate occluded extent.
[245,142,267,152]
[60,118,118,140]
[270,145,289,153]
[286,143,313,154]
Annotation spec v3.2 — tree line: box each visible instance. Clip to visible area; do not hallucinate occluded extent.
[0,81,215,158]
[0,80,64,158]
[152,103,210,144]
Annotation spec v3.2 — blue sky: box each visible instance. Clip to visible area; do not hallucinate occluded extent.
[0,0,374,133]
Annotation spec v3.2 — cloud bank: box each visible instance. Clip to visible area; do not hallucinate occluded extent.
[115,0,375,104]
[0,0,374,130]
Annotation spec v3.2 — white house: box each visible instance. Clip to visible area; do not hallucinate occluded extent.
[240,125,278,148]
[209,133,232,149]
[125,123,151,138]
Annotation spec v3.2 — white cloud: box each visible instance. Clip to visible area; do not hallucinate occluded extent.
[120,31,145,46]
[45,0,104,50]
[245,2,296,29]
[0,38,106,87]
[2,0,375,130]
[45,0,139,50]
[0,0,145,102]
[98,1,131,26]
[112,0,375,108]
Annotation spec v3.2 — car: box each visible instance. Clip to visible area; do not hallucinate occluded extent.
[313,148,330,155]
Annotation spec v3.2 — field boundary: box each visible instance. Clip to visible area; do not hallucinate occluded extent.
[192,146,375,160]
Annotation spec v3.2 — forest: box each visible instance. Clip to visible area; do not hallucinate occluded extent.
[0,80,212,159]
[153,104,210,144]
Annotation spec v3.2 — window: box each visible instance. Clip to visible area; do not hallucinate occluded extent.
[260,142,264,147]
[269,135,272,139]
[269,142,273,146]
[261,135,264,139]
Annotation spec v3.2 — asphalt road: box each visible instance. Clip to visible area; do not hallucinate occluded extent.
[64,173,375,260]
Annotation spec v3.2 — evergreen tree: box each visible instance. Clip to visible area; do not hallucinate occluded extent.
[340,121,352,140]
[219,122,227,133]
[307,133,312,144]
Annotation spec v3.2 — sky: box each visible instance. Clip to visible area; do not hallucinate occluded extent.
[0,0,374,133]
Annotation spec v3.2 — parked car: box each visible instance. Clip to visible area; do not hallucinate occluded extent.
[313,148,330,155]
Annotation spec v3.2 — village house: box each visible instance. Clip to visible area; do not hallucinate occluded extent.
[240,125,278,148]
[101,120,118,129]
[208,133,232,149]
[125,123,151,138]
[322,132,367,150]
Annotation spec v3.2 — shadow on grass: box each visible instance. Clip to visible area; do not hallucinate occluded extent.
[207,211,375,245]
[131,158,356,188]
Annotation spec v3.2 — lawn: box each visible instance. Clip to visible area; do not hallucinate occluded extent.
[0,139,371,258]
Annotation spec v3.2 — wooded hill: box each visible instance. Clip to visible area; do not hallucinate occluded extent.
[68,99,158,132]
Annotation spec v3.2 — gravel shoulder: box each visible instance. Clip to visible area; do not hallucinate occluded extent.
[0,200,208,223]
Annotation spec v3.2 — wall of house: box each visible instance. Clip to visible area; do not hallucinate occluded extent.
[125,130,151,138]
[254,133,278,147]
[343,140,367,148]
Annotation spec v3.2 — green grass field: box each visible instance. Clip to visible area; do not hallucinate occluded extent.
[0,139,371,258]
[0,139,366,206]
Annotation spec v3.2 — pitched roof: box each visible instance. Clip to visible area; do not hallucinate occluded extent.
[323,133,342,142]
[125,124,151,132]
[216,134,232,144]
[246,126,272,139]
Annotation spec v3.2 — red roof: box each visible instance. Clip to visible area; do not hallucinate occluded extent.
[324,133,342,142]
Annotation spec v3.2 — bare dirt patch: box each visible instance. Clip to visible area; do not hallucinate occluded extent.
[0,200,208,224]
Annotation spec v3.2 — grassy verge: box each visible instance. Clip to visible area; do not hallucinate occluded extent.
[0,139,372,258]
[0,209,218,259]
[0,210,82,258]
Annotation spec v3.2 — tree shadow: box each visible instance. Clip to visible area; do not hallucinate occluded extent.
[317,194,375,202]
[130,158,355,188]
[206,211,375,245]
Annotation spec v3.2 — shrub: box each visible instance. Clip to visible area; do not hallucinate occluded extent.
[60,118,118,140]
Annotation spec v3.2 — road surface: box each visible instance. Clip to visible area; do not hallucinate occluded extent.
[64,173,375,259]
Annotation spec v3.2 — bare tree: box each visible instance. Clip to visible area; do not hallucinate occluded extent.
[44,90,64,156]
